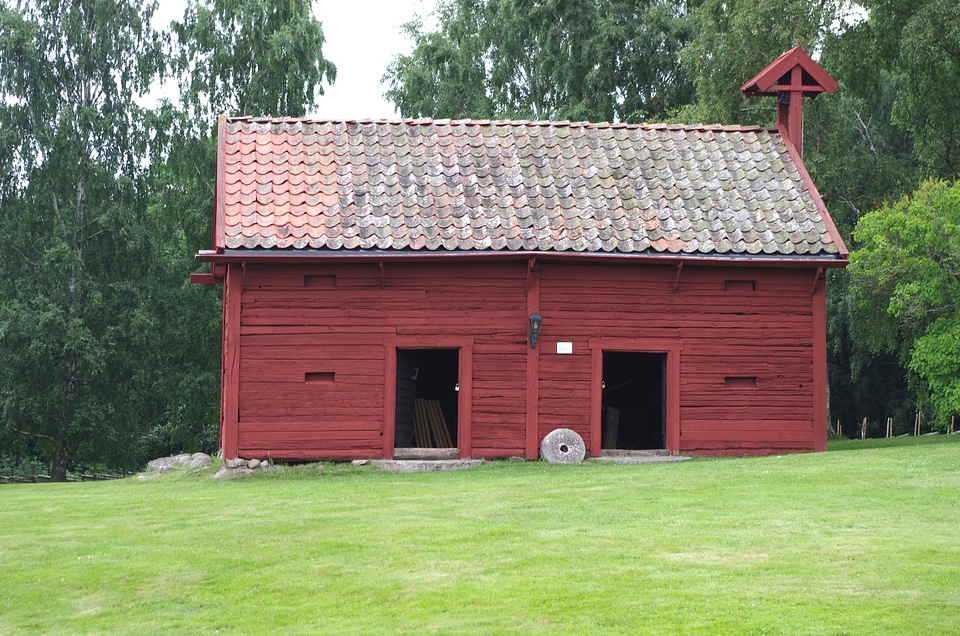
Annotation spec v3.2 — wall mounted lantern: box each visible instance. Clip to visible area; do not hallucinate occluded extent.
[529,312,543,349]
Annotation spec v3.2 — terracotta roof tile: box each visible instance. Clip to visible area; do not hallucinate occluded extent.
[216,117,845,256]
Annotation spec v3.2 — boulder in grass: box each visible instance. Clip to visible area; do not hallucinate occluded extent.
[190,453,212,468]
[147,457,179,471]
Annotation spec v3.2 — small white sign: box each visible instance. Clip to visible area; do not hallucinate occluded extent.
[557,342,573,354]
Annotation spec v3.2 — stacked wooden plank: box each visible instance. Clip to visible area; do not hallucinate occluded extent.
[414,399,453,448]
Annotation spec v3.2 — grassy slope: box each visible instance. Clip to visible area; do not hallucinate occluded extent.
[1,437,959,635]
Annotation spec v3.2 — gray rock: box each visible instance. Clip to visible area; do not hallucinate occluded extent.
[225,458,242,469]
[540,428,586,464]
[147,456,179,470]
[215,466,255,479]
[351,459,369,466]
[177,454,193,465]
[158,465,175,474]
[189,454,212,468]
[247,459,260,469]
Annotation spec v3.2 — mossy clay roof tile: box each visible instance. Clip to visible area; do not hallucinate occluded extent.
[216,117,846,257]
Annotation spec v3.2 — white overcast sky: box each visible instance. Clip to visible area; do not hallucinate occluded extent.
[151,0,438,119]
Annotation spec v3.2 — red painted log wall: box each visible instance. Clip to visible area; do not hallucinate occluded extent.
[537,262,818,455]
[234,261,528,460]
[223,259,825,460]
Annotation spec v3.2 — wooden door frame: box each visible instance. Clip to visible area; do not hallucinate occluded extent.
[589,338,682,457]
[383,336,474,460]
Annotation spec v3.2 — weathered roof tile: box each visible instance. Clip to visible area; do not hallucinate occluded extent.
[216,117,845,257]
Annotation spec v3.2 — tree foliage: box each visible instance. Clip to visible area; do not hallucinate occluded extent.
[850,179,960,426]
[844,0,960,178]
[0,0,337,478]
[0,0,164,479]
[678,0,841,126]
[384,0,695,122]
[172,0,336,122]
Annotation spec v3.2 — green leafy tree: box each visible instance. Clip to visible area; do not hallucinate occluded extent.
[172,0,337,121]
[0,0,164,479]
[826,268,917,435]
[860,0,960,177]
[678,0,841,126]
[384,2,496,119]
[850,179,960,427]
[384,0,695,122]
[805,26,920,231]
[125,114,224,459]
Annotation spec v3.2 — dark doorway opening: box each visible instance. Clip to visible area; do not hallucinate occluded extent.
[602,352,666,450]
[395,349,459,448]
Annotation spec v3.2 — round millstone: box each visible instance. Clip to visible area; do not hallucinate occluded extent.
[540,428,586,464]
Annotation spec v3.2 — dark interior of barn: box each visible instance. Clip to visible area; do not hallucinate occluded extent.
[601,352,665,450]
[395,349,459,448]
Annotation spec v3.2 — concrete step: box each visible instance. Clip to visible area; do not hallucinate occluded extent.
[599,449,672,457]
[595,449,690,464]
[392,447,461,460]
[371,459,484,473]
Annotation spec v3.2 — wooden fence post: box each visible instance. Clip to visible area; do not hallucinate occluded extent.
[861,417,868,440]
[885,417,892,438]
[837,419,842,437]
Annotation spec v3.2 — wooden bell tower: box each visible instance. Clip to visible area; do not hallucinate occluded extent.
[741,47,838,157]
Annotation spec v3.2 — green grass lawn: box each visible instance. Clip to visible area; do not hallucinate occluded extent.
[2,437,959,635]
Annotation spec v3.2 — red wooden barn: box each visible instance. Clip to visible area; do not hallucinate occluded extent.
[195,48,847,461]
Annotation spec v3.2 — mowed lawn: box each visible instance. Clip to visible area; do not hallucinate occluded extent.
[2,438,959,635]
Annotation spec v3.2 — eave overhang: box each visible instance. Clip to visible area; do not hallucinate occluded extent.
[197,248,848,269]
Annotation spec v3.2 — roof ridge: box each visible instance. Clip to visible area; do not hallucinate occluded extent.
[222,115,775,133]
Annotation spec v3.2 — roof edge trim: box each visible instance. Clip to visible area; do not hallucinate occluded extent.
[198,249,848,269]
[213,115,227,251]
[777,127,849,257]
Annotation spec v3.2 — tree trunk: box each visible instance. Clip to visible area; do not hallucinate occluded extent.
[52,356,78,483]
[50,437,68,482]
[825,377,831,433]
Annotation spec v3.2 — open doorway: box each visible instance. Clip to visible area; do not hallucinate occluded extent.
[601,352,666,450]
[395,349,459,449]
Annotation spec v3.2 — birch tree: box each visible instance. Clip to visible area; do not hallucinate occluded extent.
[0,0,164,479]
